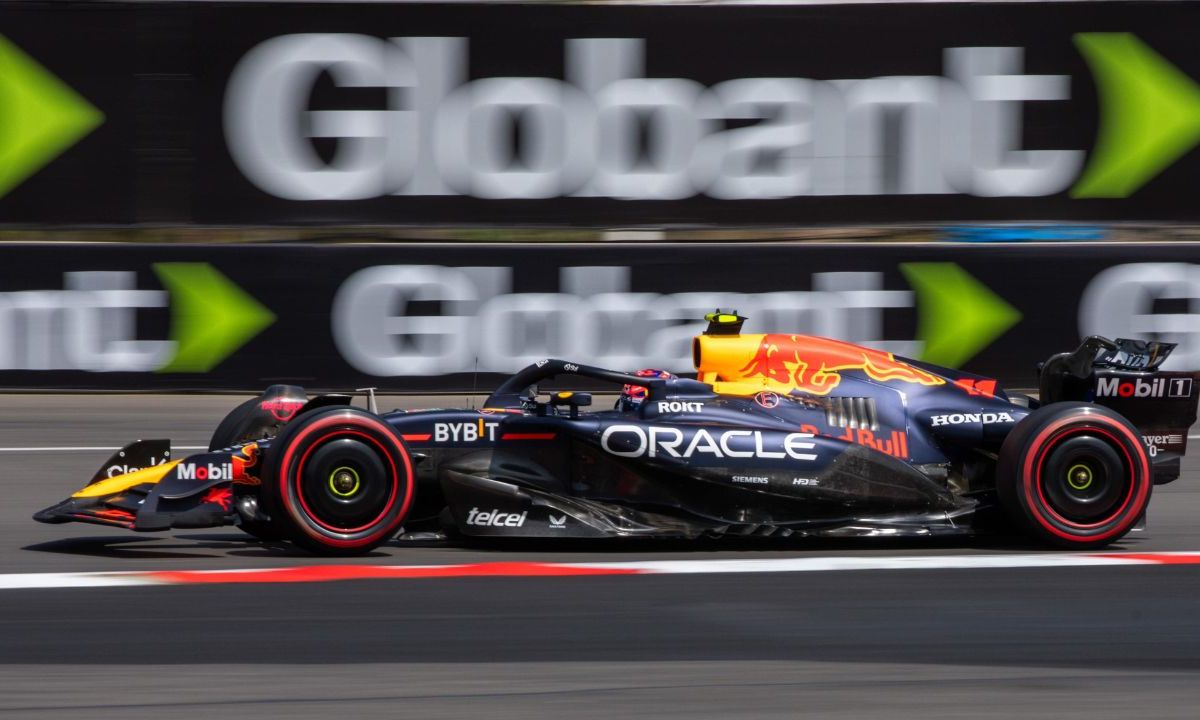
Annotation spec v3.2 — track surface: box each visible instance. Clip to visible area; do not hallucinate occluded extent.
[2,395,1200,718]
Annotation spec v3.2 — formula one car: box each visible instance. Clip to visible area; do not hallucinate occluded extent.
[35,312,1199,554]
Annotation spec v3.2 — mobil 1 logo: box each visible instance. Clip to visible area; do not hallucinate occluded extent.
[1095,376,1193,399]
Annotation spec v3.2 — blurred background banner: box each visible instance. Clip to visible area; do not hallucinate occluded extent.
[5,1,1200,226]
[0,241,1197,391]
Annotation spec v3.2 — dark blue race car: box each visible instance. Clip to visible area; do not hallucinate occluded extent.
[36,312,1199,554]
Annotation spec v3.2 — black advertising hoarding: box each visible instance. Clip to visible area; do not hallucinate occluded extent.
[6,1,1200,225]
[1,241,1199,392]
[0,4,138,224]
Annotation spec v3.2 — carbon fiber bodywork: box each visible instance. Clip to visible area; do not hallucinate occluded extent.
[381,359,1020,540]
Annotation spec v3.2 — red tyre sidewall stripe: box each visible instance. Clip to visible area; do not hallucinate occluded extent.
[279,414,414,548]
[293,430,398,534]
[1020,414,1150,543]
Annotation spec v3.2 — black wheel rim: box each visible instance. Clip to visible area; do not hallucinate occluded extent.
[296,437,391,532]
[1041,434,1128,523]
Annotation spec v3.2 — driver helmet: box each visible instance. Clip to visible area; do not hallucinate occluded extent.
[618,369,674,411]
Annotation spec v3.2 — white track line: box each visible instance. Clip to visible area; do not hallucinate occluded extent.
[0,445,207,452]
[576,554,1149,574]
[1,552,1197,590]
[0,572,162,590]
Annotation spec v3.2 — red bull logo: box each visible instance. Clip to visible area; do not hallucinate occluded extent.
[739,334,944,396]
[800,423,909,459]
[231,442,261,485]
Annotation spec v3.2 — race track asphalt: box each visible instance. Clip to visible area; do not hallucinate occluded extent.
[1,394,1199,719]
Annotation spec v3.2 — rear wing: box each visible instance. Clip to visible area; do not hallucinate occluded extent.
[1091,370,1200,483]
[1039,336,1199,484]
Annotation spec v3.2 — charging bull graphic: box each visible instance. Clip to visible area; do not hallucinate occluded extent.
[738,334,945,396]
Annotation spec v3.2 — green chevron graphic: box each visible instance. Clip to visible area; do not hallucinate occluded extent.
[1073,32,1200,198]
[900,263,1021,369]
[152,263,275,373]
[0,35,103,199]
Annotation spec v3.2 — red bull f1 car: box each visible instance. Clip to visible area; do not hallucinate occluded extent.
[35,313,1199,554]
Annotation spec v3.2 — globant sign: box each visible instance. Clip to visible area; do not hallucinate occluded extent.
[225,35,1082,202]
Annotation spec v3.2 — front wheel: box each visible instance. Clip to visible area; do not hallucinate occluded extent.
[996,402,1151,549]
[261,407,415,555]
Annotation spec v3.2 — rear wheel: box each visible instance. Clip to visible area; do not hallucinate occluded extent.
[996,402,1151,549]
[262,407,414,555]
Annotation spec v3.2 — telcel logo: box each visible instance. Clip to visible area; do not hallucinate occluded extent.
[466,507,527,527]
[1095,377,1192,398]
[176,462,236,481]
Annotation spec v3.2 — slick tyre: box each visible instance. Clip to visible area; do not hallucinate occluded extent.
[262,407,414,555]
[996,402,1151,550]
[210,398,283,542]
